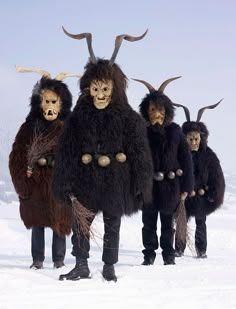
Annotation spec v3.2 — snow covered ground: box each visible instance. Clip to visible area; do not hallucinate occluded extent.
[0,174,236,309]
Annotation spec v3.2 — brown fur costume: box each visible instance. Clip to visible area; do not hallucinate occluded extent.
[9,77,73,236]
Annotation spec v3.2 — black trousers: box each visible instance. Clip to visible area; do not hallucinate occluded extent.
[142,207,175,261]
[31,227,66,262]
[71,212,121,265]
[175,215,207,254]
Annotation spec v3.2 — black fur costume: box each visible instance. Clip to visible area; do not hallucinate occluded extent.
[9,77,73,236]
[52,59,153,217]
[174,102,225,257]
[140,91,194,214]
[137,78,194,265]
[182,121,225,218]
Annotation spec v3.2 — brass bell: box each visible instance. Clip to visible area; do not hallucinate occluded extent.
[198,188,205,196]
[115,152,126,163]
[98,155,110,167]
[176,169,183,177]
[154,172,164,181]
[168,171,175,180]
[37,157,47,166]
[82,154,93,164]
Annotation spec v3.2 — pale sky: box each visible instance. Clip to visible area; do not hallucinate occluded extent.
[1,0,236,173]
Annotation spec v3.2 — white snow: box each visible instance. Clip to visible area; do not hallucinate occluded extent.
[0,186,236,309]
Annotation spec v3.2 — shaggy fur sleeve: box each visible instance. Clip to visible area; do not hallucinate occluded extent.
[205,147,225,209]
[9,122,36,199]
[124,111,153,205]
[177,131,194,195]
[51,116,80,205]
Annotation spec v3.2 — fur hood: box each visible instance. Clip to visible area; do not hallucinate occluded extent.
[26,77,72,122]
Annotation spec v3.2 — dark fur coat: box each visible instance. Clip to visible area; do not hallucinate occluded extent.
[185,147,225,218]
[147,122,194,214]
[52,97,153,217]
[9,77,73,236]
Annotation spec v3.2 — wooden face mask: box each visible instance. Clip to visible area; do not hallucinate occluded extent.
[148,102,166,125]
[41,90,61,121]
[186,131,201,151]
[90,80,113,109]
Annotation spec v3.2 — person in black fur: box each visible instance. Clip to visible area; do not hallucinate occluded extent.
[9,66,79,269]
[174,100,225,258]
[51,28,153,282]
[134,77,194,266]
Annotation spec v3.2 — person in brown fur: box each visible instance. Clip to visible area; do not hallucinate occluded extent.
[9,66,80,269]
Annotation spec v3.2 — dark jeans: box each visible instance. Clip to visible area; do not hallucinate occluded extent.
[175,215,207,254]
[31,227,66,262]
[71,212,121,265]
[142,207,175,262]
[195,216,207,253]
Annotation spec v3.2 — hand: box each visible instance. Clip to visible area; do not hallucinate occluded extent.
[180,192,188,201]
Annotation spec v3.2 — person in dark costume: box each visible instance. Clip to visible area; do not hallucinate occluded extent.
[51,28,153,282]
[133,77,194,266]
[9,66,80,269]
[174,100,225,258]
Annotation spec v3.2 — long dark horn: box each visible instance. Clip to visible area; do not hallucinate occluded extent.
[158,76,182,93]
[62,26,96,64]
[109,29,148,66]
[196,99,223,122]
[172,103,191,122]
[132,78,155,93]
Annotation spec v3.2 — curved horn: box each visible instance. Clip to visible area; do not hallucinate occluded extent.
[55,72,82,81]
[196,99,223,122]
[62,26,96,64]
[132,78,155,93]
[109,29,148,66]
[158,76,182,93]
[15,65,51,79]
[172,103,191,122]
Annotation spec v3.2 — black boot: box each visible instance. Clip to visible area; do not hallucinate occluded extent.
[30,260,43,269]
[196,250,207,259]
[175,250,184,257]
[59,259,90,281]
[102,264,117,282]
[141,256,155,266]
[164,256,176,265]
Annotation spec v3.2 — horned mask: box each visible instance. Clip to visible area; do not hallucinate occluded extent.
[15,65,81,121]
[62,26,148,109]
[173,99,223,151]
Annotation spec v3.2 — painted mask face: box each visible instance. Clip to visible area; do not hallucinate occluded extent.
[41,90,61,121]
[90,80,113,109]
[148,102,166,125]
[186,131,201,151]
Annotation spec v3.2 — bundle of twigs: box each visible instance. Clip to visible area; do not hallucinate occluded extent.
[174,199,191,249]
[26,124,59,177]
[69,193,96,240]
